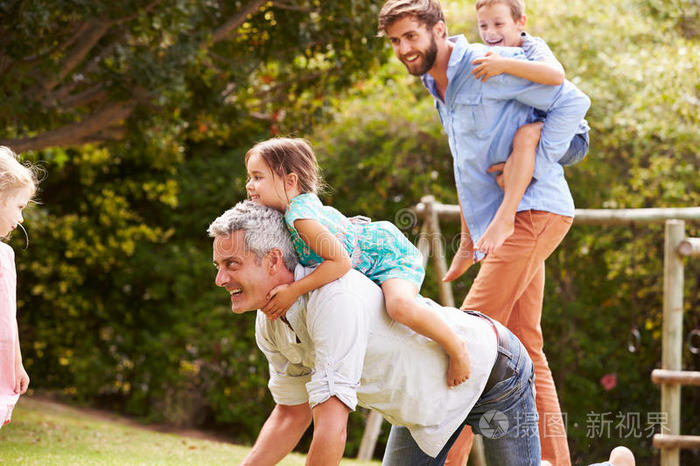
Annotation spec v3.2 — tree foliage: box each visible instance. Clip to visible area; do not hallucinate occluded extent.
[0,0,384,151]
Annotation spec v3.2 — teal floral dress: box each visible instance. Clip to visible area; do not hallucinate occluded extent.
[284,193,424,288]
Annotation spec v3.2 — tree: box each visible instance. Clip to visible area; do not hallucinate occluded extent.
[7,0,389,439]
[0,0,385,152]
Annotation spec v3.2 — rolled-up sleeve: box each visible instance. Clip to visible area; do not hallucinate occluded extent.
[304,288,367,410]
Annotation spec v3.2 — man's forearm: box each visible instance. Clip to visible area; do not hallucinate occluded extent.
[242,403,312,466]
[306,397,350,466]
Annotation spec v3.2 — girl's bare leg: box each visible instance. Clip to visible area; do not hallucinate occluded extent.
[382,278,471,387]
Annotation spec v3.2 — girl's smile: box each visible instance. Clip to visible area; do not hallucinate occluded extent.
[246,152,293,212]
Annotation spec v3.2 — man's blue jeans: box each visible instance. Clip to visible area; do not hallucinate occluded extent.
[382,321,540,465]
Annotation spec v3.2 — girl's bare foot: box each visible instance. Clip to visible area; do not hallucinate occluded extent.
[447,340,471,387]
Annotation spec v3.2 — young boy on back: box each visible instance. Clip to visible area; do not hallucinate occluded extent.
[471,0,590,255]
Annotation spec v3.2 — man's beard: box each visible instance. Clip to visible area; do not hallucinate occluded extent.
[402,34,438,76]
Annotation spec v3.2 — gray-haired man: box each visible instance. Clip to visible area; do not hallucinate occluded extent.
[209,201,539,465]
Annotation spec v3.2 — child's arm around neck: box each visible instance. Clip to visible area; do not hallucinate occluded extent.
[261,218,352,320]
[472,34,565,86]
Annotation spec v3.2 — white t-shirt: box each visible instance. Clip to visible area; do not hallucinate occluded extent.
[255,265,498,457]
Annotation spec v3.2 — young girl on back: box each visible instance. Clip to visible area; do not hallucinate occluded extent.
[245,137,470,387]
[0,146,38,428]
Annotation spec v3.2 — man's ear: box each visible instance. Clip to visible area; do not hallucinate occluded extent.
[264,248,285,273]
[433,20,447,39]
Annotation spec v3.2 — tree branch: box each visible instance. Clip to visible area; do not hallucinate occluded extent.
[207,0,269,46]
[112,0,163,26]
[59,85,110,109]
[0,100,136,152]
[36,21,112,98]
[21,21,92,65]
[273,1,312,12]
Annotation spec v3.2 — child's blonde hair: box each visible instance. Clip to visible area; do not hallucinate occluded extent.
[0,146,39,197]
[245,137,323,194]
[475,0,525,20]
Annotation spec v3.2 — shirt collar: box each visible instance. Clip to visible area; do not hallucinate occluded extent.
[421,34,469,99]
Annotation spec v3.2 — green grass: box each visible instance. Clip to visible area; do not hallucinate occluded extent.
[0,397,380,465]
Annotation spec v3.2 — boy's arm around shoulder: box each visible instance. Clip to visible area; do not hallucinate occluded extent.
[472,36,564,86]
[473,51,564,86]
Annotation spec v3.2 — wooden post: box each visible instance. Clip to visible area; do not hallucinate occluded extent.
[357,410,383,461]
[423,196,455,307]
[418,218,431,270]
[678,237,700,257]
[660,220,685,466]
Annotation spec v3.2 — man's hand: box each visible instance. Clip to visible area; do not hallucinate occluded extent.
[261,284,299,320]
[472,51,509,82]
[487,162,506,189]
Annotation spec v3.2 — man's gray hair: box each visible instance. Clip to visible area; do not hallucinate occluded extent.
[208,201,298,272]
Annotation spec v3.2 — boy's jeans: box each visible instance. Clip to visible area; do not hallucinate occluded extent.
[382,322,540,465]
[559,131,590,166]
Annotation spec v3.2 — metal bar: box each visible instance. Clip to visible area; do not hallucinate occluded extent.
[651,369,700,386]
[661,220,685,466]
[678,238,700,257]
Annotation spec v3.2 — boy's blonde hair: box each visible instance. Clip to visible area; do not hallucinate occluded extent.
[0,146,39,197]
[245,137,323,194]
[378,0,446,37]
[475,0,525,20]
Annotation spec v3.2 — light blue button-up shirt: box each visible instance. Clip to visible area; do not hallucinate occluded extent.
[422,35,591,253]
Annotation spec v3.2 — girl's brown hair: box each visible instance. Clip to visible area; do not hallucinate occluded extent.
[245,137,323,194]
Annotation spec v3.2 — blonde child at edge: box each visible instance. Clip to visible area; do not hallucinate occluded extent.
[245,137,471,387]
[0,146,38,428]
[451,0,590,260]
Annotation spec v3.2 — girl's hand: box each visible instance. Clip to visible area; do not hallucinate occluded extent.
[472,51,508,82]
[261,284,299,320]
[14,364,29,395]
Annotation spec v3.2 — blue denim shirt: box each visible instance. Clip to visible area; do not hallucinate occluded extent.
[422,35,591,255]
